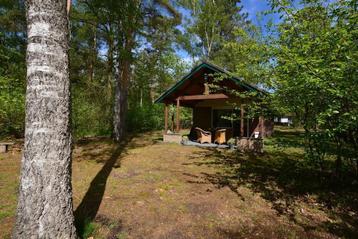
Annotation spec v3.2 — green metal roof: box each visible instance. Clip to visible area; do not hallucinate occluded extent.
[154,61,265,104]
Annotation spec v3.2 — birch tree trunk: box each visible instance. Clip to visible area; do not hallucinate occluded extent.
[13,0,77,238]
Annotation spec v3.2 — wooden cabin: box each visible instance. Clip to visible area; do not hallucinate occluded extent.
[155,61,273,145]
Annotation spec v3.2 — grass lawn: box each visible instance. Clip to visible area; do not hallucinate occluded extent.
[0,127,357,238]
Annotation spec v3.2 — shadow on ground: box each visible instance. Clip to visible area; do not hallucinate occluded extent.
[74,137,132,237]
[184,131,358,238]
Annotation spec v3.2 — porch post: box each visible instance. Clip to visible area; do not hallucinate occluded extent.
[240,104,244,137]
[259,116,264,138]
[164,104,168,132]
[176,98,180,132]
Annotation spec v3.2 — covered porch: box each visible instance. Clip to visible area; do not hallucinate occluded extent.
[155,62,273,150]
[163,97,265,140]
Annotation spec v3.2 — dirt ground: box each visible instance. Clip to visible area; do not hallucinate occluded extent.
[0,128,357,238]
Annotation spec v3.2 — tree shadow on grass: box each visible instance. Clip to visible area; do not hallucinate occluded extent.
[185,147,358,238]
[74,137,132,237]
[265,129,305,148]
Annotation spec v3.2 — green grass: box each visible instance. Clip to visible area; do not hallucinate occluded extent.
[0,129,357,238]
[76,218,97,239]
[116,232,128,239]
[0,211,12,221]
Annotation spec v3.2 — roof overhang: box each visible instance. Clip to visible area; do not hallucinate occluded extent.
[155,61,266,104]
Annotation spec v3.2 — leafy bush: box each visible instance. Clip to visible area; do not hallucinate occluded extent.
[0,76,25,138]
[126,104,163,133]
[71,86,113,138]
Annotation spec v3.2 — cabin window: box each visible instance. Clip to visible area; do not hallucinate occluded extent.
[213,109,233,128]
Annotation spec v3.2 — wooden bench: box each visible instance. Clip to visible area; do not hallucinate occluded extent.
[0,142,14,153]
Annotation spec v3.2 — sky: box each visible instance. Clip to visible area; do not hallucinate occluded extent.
[176,0,281,64]
[241,0,281,32]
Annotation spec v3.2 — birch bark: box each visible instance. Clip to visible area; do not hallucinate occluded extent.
[13,0,77,237]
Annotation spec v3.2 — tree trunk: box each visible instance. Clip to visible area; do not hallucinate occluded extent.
[113,58,130,141]
[140,88,143,107]
[106,26,114,98]
[88,23,97,82]
[113,26,133,141]
[13,0,77,238]
[335,140,343,178]
[113,65,123,141]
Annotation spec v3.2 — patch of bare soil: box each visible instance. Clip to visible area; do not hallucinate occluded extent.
[0,130,357,238]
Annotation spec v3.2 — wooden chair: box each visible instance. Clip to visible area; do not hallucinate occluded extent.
[214,129,226,144]
[194,127,212,144]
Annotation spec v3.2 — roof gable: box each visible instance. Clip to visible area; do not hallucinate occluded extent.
[155,61,264,104]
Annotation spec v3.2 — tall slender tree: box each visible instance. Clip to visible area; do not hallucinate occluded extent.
[178,0,248,61]
[113,0,141,141]
[113,0,181,141]
[13,0,77,238]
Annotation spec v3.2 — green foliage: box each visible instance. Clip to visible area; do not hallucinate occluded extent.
[76,218,97,239]
[269,0,358,174]
[1,0,356,182]
[68,0,186,138]
[0,76,25,138]
[213,26,271,85]
[0,0,26,79]
[178,0,249,60]
[71,86,113,138]
[127,104,163,133]
[179,0,274,127]
[130,51,190,104]
[0,0,26,138]
[128,50,190,133]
